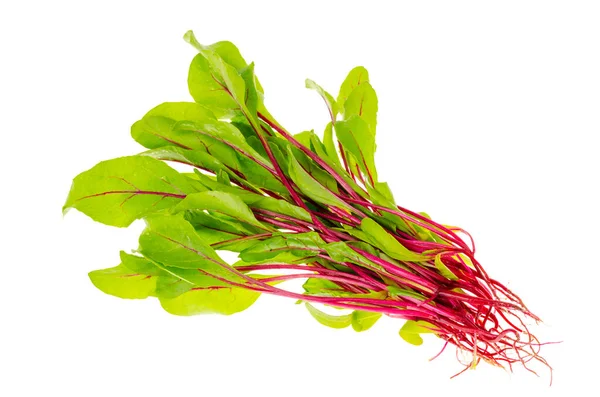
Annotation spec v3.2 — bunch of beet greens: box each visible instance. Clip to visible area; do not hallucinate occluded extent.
[64,31,550,378]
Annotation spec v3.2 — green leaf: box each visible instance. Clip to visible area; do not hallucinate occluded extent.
[88,264,156,299]
[305,303,352,329]
[325,241,368,265]
[340,225,378,247]
[335,115,378,184]
[303,277,347,297]
[286,147,352,211]
[185,32,247,118]
[131,102,215,149]
[185,209,256,236]
[294,130,313,148]
[160,286,261,316]
[344,82,378,134]
[435,254,458,280]
[387,285,427,301]
[307,131,370,201]
[237,154,288,195]
[248,197,312,223]
[63,156,195,227]
[140,147,229,175]
[360,218,426,262]
[155,273,193,299]
[240,62,260,115]
[240,232,325,263]
[173,191,270,231]
[139,214,244,283]
[364,185,414,234]
[399,320,438,346]
[216,169,231,185]
[322,122,342,168]
[120,251,163,276]
[184,32,263,133]
[199,228,267,252]
[373,182,395,203]
[337,66,369,112]
[351,311,382,332]
[134,112,248,176]
[175,120,269,166]
[288,143,340,194]
[190,170,260,203]
[305,79,338,121]
[206,40,249,71]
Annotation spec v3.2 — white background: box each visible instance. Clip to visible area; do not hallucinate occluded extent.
[1,1,598,396]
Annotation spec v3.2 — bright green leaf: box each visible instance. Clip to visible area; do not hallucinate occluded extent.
[360,218,426,262]
[89,264,156,299]
[240,232,325,263]
[302,277,349,297]
[387,285,427,301]
[208,40,249,71]
[63,156,195,227]
[344,82,378,134]
[322,122,342,168]
[305,303,352,329]
[286,147,352,211]
[373,182,395,203]
[175,120,269,166]
[435,254,458,280]
[399,320,439,346]
[185,209,257,236]
[131,102,215,149]
[160,286,261,316]
[248,197,311,223]
[139,214,244,283]
[185,32,248,118]
[352,311,382,332]
[337,66,369,111]
[173,191,270,231]
[335,115,378,184]
[155,273,193,299]
[294,130,313,148]
[120,251,163,276]
[240,62,260,115]
[305,79,338,122]
[141,147,229,175]
[216,169,231,185]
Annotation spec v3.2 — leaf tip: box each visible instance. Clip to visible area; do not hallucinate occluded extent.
[183,30,201,50]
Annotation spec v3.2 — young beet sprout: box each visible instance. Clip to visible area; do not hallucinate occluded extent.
[64,30,553,381]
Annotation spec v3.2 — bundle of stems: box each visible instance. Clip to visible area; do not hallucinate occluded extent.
[64,31,551,378]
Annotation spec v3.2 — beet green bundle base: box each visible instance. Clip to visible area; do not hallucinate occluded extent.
[64,31,550,378]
